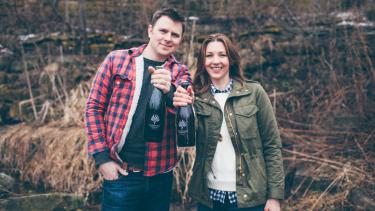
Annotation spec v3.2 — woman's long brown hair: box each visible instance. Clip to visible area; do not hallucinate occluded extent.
[193,33,245,94]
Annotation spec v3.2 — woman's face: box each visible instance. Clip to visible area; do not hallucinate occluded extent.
[204,41,230,85]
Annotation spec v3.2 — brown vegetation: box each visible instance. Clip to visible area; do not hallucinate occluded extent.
[0,0,374,210]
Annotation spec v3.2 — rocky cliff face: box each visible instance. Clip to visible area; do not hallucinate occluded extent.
[1,5,374,128]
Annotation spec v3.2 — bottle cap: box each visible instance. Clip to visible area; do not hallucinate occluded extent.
[180,81,190,89]
[155,65,164,70]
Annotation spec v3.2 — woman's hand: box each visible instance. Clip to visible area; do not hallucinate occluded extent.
[173,85,194,107]
[264,199,281,211]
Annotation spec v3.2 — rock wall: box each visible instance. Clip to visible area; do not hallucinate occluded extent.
[0,1,374,125]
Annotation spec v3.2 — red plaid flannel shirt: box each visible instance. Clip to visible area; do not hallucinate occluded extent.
[85,44,191,176]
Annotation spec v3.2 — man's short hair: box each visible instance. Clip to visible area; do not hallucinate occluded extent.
[150,7,185,34]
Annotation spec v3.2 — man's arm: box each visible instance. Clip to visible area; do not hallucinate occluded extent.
[84,52,114,165]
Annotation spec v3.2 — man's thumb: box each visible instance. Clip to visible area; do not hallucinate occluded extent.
[148,66,155,74]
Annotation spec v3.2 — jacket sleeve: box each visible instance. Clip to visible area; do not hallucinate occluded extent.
[255,84,285,200]
[84,52,114,158]
[167,64,192,110]
[174,64,192,87]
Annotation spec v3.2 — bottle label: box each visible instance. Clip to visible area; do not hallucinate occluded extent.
[149,114,161,129]
[177,120,188,134]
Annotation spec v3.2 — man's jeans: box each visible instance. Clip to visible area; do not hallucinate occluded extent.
[101,171,173,211]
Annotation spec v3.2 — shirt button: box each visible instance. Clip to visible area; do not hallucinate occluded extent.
[236,91,240,94]
[241,173,245,176]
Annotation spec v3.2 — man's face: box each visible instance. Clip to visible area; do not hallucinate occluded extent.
[147,16,183,60]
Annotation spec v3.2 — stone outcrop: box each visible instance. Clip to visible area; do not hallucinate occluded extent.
[0,193,85,211]
[0,172,15,198]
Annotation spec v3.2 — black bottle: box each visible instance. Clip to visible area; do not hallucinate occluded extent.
[176,81,195,147]
[144,66,165,142]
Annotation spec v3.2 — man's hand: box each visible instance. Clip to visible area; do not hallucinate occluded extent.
[264,199,281,211]
[149,66,172,94]
[173,85,194,107]
[98,161,128,180]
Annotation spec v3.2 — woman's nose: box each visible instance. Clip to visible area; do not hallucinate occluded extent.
[212,55,220,63]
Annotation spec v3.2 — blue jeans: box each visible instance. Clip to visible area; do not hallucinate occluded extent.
[101,171,173,211]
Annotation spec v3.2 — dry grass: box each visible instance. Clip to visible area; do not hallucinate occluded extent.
[280,127,375,210]
[174,147,196,205]
[0,121,100,195]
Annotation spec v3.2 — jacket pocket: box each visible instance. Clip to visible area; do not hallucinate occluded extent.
[195,109,211,117]
[235,105,259,139]
[110,73,132,104]
[195,109,211,156]
[235,104,258,118]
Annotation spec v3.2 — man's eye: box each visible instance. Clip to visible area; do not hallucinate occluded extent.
[172,33,180,38]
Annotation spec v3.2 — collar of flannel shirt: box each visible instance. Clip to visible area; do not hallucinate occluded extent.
[210,79,233,94]
[129,44,180,64]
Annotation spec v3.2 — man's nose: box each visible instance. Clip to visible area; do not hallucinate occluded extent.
[164,33,172,41]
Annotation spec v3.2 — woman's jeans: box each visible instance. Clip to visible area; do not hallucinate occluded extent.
[101,171,173,211]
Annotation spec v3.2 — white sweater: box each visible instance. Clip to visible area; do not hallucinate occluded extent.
[206,93,236,191]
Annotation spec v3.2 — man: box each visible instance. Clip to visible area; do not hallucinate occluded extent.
[84,8,191,211]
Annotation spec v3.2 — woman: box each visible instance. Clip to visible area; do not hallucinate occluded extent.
[173,33,284,211]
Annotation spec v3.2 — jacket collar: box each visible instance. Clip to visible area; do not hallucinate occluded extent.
[229,79,253,98]
[127,44,180,64]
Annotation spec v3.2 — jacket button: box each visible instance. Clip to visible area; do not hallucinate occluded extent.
[229,113,233,116]
[243,194,248,198]
[241,173,245,176]
[212,101,216,104]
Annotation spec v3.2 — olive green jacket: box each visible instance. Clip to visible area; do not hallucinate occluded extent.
[188,79,284,208]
